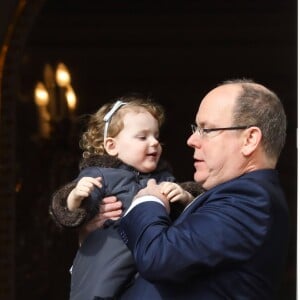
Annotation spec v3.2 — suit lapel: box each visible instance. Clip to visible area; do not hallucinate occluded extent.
[180,191,208,217]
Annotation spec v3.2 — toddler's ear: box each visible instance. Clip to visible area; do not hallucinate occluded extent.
[104,138,118,156]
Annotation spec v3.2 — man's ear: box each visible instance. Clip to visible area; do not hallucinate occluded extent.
[104,138,118,156]
[242,127,262,156]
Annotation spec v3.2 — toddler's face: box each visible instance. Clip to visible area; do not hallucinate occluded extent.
[114,111,162,173]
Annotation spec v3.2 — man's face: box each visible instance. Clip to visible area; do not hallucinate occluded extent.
[187,84,246,190]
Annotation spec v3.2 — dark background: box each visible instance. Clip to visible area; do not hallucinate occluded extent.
[0,0,297,299]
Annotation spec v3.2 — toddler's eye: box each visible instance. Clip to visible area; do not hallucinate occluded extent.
[137,136,147,140]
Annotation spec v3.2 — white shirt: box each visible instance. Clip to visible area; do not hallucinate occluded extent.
[124,195,165,216]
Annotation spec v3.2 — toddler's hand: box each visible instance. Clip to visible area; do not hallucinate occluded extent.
[67,177,102,211]
[159,182,193,205]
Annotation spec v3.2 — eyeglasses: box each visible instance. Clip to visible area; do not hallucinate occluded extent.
[191,124,255,137]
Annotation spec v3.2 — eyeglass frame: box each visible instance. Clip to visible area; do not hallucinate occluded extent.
[191,124,256,136]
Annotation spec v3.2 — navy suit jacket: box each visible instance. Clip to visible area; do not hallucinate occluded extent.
[119,169,289,300]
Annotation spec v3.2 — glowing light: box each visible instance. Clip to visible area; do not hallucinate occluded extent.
[34,82,49,106]
[56,63,71,87]
[66,86,77,110]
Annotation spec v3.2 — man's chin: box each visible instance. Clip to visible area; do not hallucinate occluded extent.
[194,173,206,185]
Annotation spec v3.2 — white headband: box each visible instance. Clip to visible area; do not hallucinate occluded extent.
[103,100,126,140]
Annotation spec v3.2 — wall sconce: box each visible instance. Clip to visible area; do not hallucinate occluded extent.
[34,63,77,139]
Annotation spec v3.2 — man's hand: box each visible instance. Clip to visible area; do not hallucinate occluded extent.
[134,179,170,213]
[78,196,122,246]
[99,196,123,220]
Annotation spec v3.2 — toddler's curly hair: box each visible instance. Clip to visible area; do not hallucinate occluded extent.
[80,95,165,158]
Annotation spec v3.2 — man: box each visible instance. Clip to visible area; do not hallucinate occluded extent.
[101,79,289,299]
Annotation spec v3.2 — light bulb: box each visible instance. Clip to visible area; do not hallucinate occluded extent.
[56,63,71,87]
[34,82,49,106]
[66,86,77,110]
